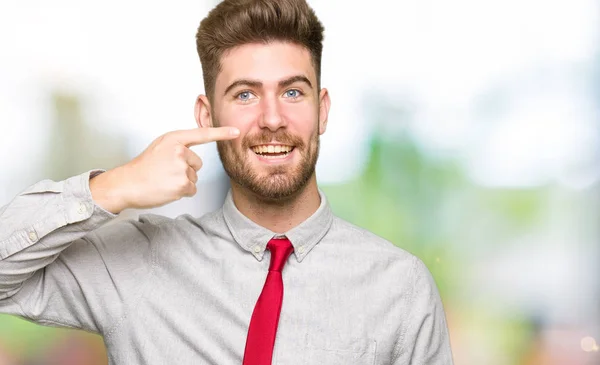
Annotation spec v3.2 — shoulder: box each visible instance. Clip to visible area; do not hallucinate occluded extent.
[90,207,226,246]
[328,215,417,262]
[74,210,221,264]
[326,215,439,294]
[329,217,441,288]
[83,210,203,246]
[134,208,229,241]
[88,212,171,241]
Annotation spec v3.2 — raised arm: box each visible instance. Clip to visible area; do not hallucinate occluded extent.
[0,126,239,333]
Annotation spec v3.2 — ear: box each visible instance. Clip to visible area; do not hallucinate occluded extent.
[194,94,213,128]
[318,88,331,135]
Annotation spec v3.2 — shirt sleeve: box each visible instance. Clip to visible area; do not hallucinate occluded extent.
[391,257,455,365]
[0,170,155,336]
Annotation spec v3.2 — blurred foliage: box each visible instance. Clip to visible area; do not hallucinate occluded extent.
[321,131,463,297]
[320,98,554,364]
[0,314,105,363]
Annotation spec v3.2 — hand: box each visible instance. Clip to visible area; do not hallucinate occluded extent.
[90,127,239,214]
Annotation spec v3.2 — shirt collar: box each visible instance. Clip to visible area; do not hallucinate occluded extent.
[221,188,333,263]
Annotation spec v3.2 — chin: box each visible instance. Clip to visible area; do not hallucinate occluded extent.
[248,173,311,202]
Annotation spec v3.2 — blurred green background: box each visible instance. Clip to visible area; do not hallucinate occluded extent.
[0,0,599,364]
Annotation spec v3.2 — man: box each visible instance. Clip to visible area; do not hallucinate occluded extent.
[0,0,454,364]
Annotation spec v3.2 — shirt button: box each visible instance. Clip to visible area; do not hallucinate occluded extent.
[298,245,305,254]
[253,246,261,253]
[77,203,87,215]
[28,231,38,242]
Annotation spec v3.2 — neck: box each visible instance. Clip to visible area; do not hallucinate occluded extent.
[230,175,321,234]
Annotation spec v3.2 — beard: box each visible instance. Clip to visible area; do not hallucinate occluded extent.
[216,125,319,202]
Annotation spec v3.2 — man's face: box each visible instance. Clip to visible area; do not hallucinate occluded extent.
[208,41,329,201]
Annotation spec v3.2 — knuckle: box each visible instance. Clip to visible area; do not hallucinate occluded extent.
[175,177,188,192]
[156,133,170,145]
[175,158,186,168]
[173,145,186,158]
[183,182,196,196]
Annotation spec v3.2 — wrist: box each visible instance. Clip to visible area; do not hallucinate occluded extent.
[90,166,131,214]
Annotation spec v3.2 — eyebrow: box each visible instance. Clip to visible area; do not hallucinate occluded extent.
[223,75,313,96]
[279,75,313,89]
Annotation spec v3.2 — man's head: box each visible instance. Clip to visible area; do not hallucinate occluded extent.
[194,0,331,202]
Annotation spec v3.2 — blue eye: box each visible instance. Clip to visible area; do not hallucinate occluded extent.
[285,89,301,98]
[236,91,257,102]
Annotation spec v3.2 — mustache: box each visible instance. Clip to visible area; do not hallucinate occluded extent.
[242,130,305,149]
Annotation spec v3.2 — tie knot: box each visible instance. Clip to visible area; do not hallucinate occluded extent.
[267,237,294,272]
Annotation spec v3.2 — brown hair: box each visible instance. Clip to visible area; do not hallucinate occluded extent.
[196,0,325,101]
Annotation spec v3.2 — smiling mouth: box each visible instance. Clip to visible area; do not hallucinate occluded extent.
[250,144,295,158]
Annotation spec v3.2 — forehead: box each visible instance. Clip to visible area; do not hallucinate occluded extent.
[215,41,316,91]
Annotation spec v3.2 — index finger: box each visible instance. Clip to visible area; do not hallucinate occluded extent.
[170,127,240,146]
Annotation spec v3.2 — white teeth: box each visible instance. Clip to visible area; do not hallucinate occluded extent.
[251,145,293,155]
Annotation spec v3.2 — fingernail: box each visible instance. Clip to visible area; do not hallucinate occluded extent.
[230,128,240,136]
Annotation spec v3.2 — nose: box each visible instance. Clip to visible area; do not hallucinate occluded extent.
[258,94,287,131]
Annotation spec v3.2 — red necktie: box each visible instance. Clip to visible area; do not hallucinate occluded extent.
[242,237,294,365]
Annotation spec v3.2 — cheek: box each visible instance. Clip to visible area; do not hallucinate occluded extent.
[218,105,261,140]
[218,103,260,128]
[214,106,257,153]
[281,104,318,134]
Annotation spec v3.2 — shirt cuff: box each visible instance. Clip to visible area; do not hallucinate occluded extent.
[0,170,117,259]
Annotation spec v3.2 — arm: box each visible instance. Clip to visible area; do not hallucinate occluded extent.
[391,258,454,365]
[0,126,239,333]
[0,170,155,334]
[0,170,116,300]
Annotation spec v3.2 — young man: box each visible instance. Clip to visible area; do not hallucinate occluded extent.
[0,0,453,364]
